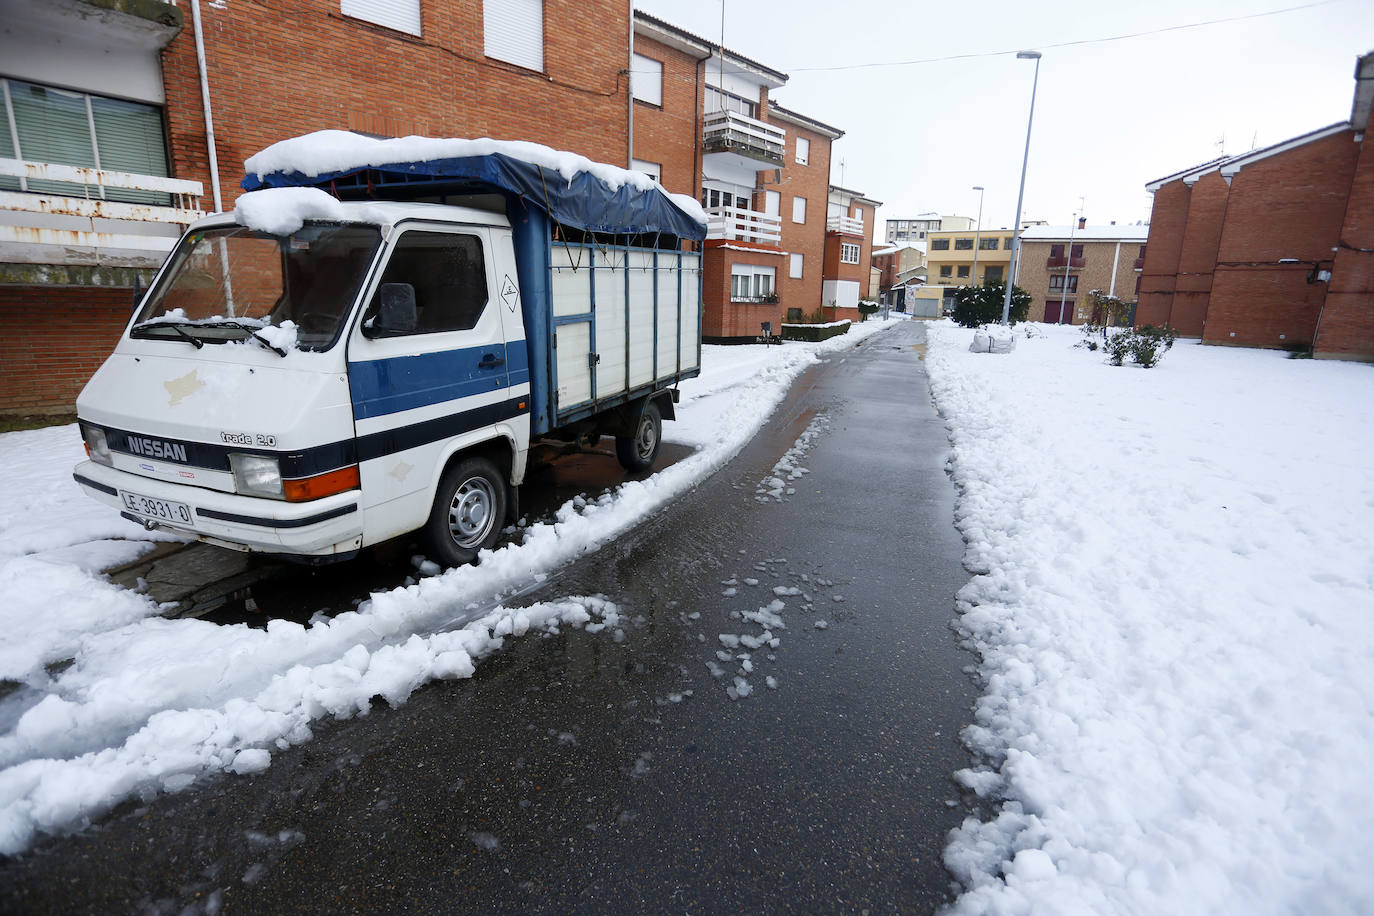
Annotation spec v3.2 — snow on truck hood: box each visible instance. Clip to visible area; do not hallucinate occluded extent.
[240,129,709,230]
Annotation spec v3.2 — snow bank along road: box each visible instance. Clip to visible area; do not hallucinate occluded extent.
[0,318,900,858]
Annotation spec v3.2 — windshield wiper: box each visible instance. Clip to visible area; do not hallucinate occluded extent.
[164,322,204,349]
[194,319,288,357]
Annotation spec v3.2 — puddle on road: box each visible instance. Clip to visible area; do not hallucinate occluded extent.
[102,443,698,628]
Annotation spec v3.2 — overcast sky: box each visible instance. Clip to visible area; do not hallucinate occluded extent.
[634,0,1374,240]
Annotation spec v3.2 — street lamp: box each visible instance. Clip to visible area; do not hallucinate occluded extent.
[971,186,985,287]
[1002,50,1042,325]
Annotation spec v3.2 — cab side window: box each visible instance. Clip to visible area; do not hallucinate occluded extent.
[367,231,488,334]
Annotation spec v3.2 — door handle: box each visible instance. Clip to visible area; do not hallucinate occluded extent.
[478,353,505,369]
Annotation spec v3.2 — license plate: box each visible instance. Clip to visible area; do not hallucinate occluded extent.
[119,490,194,526]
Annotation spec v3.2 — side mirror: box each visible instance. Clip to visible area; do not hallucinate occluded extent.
[368,282,418,337]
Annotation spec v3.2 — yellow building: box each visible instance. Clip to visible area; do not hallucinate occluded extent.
[924,227,1017,313]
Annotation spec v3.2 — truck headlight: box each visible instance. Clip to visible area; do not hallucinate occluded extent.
[230,453,284,499]
[81,423,112,466]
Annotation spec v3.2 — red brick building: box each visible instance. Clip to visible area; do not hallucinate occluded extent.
[822,185,881,322]
[1,2,861,414]
[1137,51,1374,360]
[1,0,637,415]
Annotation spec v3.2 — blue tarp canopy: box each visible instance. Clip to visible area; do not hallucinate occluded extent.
[242,153,706,242]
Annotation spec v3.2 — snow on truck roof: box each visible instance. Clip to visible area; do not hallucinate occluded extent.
[240,130,707,241]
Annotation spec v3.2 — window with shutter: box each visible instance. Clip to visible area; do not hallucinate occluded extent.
[2,79,170,204]
[485,0,544,72]
[340,0,422,36]
[631,54,662,106]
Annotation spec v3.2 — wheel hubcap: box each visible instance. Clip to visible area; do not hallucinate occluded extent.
[636,416,657,458]
[447,477,496,548]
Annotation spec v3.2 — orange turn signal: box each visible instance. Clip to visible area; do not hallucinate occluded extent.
[283,465,360,502]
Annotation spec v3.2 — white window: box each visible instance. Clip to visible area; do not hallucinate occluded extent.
[631,158,660,182]
[631,53,662,106]
[795,136,810,165]
[792,196,806,224]
[341,0,422,35]
[730,264,776,301]
[485,0,543,71]
[841,242,860,264]
[0,78,170,204]
[790,252,803,279]
[765,190,780,217]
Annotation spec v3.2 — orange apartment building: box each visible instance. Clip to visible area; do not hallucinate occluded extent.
[821,185,881,322]
[631,14,850,341]
[0,2,868,415]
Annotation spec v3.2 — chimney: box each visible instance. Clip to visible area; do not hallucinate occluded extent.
[1078,217,1086,230]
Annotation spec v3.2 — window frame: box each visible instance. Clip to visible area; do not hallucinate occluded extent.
[954,238,974,251]
[484,0,545,72]
[840,242,860,265]
[790,252,803,279]
[341,0,422,35]
[795,136,810,165]
[930,238,950,251]
[730,264,777,302]
[361,228,492,338]
[792,196,807,224]
[631,53,663,107]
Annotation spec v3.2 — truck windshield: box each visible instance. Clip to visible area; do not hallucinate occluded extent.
[131,223,381,352]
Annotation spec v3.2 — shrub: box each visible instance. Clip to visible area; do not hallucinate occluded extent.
[1129,324,1177,368]
[858,301,879,321]
[951,281,1031,328]
[1099,324,1177,368]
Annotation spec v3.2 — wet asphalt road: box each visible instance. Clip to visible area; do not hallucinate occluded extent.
[1,320,977,914]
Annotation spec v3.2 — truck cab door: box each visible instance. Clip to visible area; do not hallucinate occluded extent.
[346,224,515,543]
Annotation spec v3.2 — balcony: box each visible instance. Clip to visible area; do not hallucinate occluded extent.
[1046,256,1086,269]
[702,110,785,170]
[0,158,204,268]
[827,214,864,236]
[705,204,782,245]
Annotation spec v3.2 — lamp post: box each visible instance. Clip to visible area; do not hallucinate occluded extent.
[1002,50,1042,325]
[971,186,985,287]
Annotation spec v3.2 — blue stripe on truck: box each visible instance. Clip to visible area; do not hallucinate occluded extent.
[349,343,530,419]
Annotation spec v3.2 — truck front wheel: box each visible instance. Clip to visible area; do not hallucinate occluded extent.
[615,401,662,472]
[424,456,507,567]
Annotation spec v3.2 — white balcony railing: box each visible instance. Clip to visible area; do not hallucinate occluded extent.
[702,110,786,166]
[0,158,204,266]
[827,214,864,235]
[705,204,782,245]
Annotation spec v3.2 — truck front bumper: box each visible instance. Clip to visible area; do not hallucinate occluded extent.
[74,460,363,557]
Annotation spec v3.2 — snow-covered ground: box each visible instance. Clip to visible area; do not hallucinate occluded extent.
[0,319,895,855]
[928,323,1374,915]
[4,318,1371,916]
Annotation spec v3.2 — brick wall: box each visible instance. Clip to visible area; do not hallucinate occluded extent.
[630,35,701,197]
[772,120,831,321]
[1136,180,1191,329]
[162,0,633,210]
[0,286,132,415]
[1019,238,1143,324]
[1205,128,1360,349]
[1318,120,1374,359]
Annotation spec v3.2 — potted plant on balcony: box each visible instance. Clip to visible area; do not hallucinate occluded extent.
[762,292,779,304]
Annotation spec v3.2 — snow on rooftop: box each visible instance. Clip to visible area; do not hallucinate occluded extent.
[1018,224,1149,242]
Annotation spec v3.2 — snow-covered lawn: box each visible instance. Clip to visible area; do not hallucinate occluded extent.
[928,323,1374,915]
[0,319,895,855]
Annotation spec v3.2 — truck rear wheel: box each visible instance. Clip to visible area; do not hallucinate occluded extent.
[424,456,507,567]
[615,401,662,472]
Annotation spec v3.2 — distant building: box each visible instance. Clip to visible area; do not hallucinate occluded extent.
[871,242,927,311]
[1017,222,1150,324]
[923,226,1016,314]
[821,185,881,321]
[884,213,973,243]
[1137,51,1374,359]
